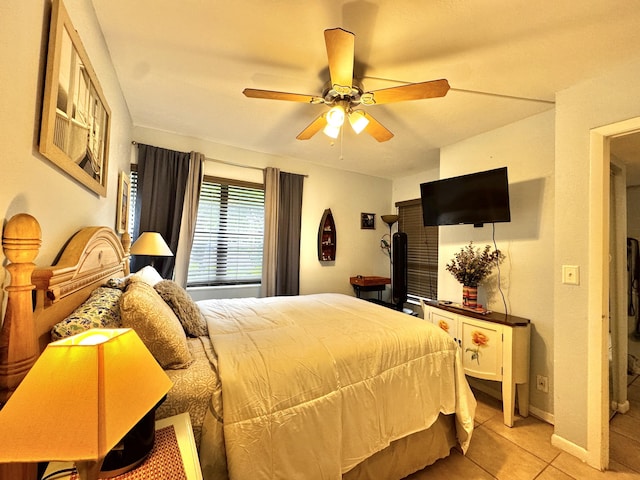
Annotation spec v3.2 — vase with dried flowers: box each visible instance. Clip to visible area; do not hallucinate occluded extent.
[445,242,503,308]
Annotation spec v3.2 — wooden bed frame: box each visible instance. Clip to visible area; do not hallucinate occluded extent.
[0,213,130,480]
[0,213,465,480]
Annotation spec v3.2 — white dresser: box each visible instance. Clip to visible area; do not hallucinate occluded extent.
[422,301,531,427]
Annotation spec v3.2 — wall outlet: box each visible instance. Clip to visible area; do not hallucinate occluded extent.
[536,375,549,393]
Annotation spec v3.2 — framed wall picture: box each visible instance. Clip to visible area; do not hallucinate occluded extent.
[116,171,130,234]
[361,213,375,229]
[39,0,111,197]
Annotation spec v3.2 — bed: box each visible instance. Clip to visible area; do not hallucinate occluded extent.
[0,213,476,480]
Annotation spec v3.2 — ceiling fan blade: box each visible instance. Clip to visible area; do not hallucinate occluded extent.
[361,79,450,105]
[243,88,324,104]
[324,28,355,94]
[296,114,327,140]
[362,112,394,142]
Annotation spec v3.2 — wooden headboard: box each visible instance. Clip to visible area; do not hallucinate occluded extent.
[0,213,130,405]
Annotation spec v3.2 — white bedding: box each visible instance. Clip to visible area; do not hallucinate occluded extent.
[197,293,475,479]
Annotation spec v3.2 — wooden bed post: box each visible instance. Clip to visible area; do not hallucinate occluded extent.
[0,214,41,480]
[0,214,41,405]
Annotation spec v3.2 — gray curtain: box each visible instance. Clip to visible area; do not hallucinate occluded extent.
[261,167,280,296]
[134,143,190,278]
[174,152,204,288]
[276,172,304,296]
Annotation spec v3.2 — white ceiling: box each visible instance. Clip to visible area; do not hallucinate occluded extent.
[91,0,640,179]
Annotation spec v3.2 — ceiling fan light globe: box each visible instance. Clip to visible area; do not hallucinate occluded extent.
[349,111,369,134]
[323,124,341,139]
[326,105,345,127]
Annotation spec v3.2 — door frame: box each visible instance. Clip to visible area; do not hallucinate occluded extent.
[589,117,640,469]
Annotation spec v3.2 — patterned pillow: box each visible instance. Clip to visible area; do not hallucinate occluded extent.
[154,280,208,337]
[51,287,122,340]
[120,277,193,369]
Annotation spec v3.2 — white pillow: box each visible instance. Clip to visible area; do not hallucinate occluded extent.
[132,265,164,286]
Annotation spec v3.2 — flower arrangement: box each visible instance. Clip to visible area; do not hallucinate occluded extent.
[445,242,503,287]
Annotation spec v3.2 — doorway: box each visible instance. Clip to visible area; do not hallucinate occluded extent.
[611,133,640,376]
[590,120,640,470]
[608,159,629,418]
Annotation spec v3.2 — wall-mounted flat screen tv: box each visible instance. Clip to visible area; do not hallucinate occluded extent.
[420,167,511,226]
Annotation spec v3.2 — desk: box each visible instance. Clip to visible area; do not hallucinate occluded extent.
[350,276,391,300]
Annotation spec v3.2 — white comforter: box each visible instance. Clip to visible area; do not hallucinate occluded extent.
[198,293,475,479]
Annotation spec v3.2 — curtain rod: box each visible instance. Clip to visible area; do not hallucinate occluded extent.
[132,141,308,177]
[205,156,263,172]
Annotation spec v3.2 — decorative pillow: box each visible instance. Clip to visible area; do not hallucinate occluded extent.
[51,287,122,340]
[131,265,164,287]
[154,280,208,337]
[120,277,193,369]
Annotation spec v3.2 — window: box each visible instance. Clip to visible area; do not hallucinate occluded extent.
[129,170,264,286]
[188,176,264,286]
[397,199,438,300]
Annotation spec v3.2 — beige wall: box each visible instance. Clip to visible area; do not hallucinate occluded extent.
[627,186,640,242]
[392,110,556,420]
[133,126,393,299]
[0,0,133,266]
[554,55,640,463]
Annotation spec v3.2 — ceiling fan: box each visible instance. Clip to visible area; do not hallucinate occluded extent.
[243,28,450,143]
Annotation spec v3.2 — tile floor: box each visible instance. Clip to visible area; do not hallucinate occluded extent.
[406,380,640,480]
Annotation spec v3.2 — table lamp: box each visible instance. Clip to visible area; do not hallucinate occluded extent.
[130,232,173,257]
[130,232,173,272]
[0,328,173,480]
[130,232,173,258]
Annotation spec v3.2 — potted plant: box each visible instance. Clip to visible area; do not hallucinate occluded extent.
[445,242,503,308]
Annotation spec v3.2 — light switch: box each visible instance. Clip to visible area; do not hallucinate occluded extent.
[562,265,580,285]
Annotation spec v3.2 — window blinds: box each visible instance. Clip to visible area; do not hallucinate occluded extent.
[187,176,264,286]
[397,199,439,300]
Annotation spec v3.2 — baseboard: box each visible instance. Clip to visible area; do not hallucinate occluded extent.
[529,404,555,425]
[551,434,589,463]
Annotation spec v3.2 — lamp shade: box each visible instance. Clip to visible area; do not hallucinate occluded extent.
[0,329,172,470]
[323,123,341,139]
[381,214,399,226]
[130,232,173,256]
[348,110,369,134]
[325,104,345,128]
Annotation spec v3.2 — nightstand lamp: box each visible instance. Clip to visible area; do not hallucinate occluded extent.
[130,231,173,272]
[0,328,173,480]
[130,232,173,257]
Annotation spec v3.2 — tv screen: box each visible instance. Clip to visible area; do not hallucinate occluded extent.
[420,167,511,226]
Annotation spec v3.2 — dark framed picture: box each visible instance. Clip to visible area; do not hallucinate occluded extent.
[361,212,375,229]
